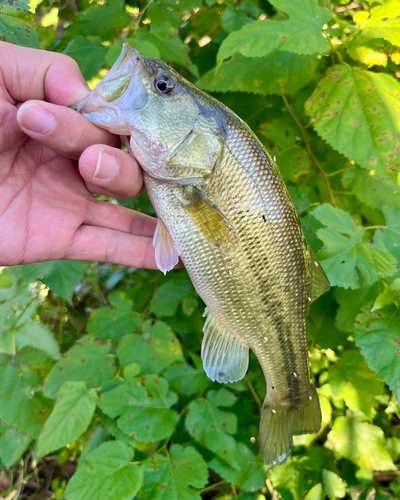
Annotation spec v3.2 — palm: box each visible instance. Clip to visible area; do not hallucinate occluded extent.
[1,130,90,266]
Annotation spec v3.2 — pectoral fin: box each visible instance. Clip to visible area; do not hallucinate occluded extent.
[201,310,249,383]
[153,219,180,275]
[309,248,330,302]
[181,188,238,247]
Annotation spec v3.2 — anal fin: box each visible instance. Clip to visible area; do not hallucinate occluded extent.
[201,311,249,383]
[153,219,180,275]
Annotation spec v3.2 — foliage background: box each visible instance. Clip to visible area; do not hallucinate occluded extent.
[1,0,400,499]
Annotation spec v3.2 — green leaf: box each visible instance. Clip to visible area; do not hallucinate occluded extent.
[37,381,97,457]
[347,38,390,68]
[118,320,183,375]
[65,441,143,500]
[222,6,255,33]
[342,168,400,211]
[312,204,397,289]
[64,36,108,80]
[140,445,208,500]
[354,305,400,404]
[185,388,239,467]
[0,427,31,468]
[372,278,400,311]
[198,53,318,96]
[106,39,160,66]
[374,206,400,264]
[328,350,384,417]
[270,458,310,500]
[0,13,39,48]
[303,483,324,500]
[17,260,86,302]
[43,336,117,398]
[150,277,193,317]
[209,442,265,492]
[164,356,209,395]
[322,469,346,500]
[305,64,400,179]
[217,0,332,64]
[14,320,60,360]
[72,0,130,39]
[0,268,17,301]
[0,356,50,438]
[353,1,400,47]
[87,291,141,341]
[99,375,179,443]
[326,415,396,470]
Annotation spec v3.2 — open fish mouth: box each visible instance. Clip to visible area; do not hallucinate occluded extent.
[70,44,146,135]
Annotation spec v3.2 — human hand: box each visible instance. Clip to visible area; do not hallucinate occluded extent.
[0,41,157,268]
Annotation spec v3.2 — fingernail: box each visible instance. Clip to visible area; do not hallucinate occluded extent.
[94,149,120,180]
[18,103,55,135]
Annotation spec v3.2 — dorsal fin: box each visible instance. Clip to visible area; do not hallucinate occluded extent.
[309,248,330,303]
[201,311,249,383]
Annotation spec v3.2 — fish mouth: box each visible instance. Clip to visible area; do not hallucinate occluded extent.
[70,44,146,134]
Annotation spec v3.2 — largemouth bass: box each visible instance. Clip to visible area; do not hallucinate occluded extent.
[72,44,330,467]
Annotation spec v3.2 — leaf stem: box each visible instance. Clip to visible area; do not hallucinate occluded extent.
[328,166,354,177]
[281,95,336,206]
[199,480,228,494]
[364,225,388,231]
[245,376,262,409]
[131,0,155,37]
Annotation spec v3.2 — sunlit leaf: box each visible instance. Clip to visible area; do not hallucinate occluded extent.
[37,381,97,457]
[305,65,400,179]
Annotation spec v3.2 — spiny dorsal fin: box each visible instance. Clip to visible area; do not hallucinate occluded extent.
[201,311,249,383]
[309,248,330,303]
[153,219,180,275]
[181,187,238,247]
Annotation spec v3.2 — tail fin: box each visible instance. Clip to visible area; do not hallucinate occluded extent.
[259,385,321,467]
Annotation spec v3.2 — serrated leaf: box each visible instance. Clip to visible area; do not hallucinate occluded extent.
[0,13,39,47]
[305,65,400,179]
[326,415,396,470]
[322,469,346,500]
[17,260,86,302]
[328,350,384,417]
[312,204,397,289]
[106,39,160,66]
[0,427,31,468]
[65,441,143,500]
[342,168,400,210]
[222,6,255,33]
[43,336,117,398]
[37,381,97,457]
[354,305,400,404]
[16,347,54,389]
[15,321,60,360]
[140,445,208,500]
[353,1,400,47]
[99,375,179,443]
[0,356,50,438]
[198,52,318,96]
[209,442,264,492]
[64,36,108,80]
[87,291,141,341]
[217,0,332,64]
[270,458,310,500]
[118,320,183,374]
[185,388,239,467]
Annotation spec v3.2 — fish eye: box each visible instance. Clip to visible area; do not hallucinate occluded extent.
[155,76,174,95]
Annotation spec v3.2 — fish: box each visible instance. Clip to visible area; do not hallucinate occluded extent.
[71,44,330,467]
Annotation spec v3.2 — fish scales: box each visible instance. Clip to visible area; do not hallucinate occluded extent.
[72,44,330,467]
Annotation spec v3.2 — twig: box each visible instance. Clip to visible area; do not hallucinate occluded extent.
[131,0,155,37]
[199,480,228,495]
[281,95,336,206]
[245,376,262,409]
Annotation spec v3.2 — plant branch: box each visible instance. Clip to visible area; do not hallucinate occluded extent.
[245,376,262,409]
[199,480,228,495]
[281,95,336,206]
